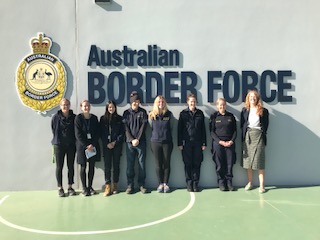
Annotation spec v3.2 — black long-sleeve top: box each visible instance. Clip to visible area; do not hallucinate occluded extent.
[74,113,100,164]
[51,110,76,146]
[100,114,124,146]
[177,108,207,147]
[209,111,237,142]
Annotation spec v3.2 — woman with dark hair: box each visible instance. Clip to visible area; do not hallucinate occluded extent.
[100,101,124,196]
[241,90,269,193]
[75,100,100,197]
[178,93,207,192]
[51,98,76,197]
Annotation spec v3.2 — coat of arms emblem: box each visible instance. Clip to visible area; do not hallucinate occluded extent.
[16,33,66,113]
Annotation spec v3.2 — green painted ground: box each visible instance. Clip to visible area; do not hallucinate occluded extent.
[1,186,320,240]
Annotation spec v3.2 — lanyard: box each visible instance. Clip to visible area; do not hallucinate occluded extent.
[108,120,112,141]
[84,118,91,133]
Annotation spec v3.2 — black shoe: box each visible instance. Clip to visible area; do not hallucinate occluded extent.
[126,186,134,194]
[58,188,65,197]
[68,188,76,196]
[89,187,97,195]
[187,185,193,192]
[193,182,199,192]
[219,185,227,191]
[82,189,90,197]
[187,182,193,192]
[140,186,147,194]
[227,183,234,191]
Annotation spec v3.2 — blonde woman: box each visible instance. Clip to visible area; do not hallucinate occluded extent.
[240,90,269,193]
[209,98,237,191]
[51,98,76,197]
[149,96,173,193]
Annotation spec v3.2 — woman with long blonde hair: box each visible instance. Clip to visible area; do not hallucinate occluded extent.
[149,96,173,193]
[240,90,269,193]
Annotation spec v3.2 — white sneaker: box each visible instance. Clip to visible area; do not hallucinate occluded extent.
[157,184,164,193]
[163,184,170,193]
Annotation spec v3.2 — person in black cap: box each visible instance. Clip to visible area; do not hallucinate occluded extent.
[178,93,207,192]
[122,91,148,194]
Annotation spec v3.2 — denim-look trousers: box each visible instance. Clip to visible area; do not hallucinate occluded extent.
[126,141,146,188]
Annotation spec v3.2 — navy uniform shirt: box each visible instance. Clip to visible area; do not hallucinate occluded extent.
[209,111,237,142]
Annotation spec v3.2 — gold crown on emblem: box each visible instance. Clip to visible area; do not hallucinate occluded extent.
[31,33,51,54]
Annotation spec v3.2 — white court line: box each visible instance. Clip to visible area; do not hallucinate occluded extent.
[0,195,9,205]
[242,199,320,207]
[0,193,195,235]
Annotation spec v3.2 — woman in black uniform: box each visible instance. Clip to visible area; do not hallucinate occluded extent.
[178,93,207,192]
[210,98,237,191]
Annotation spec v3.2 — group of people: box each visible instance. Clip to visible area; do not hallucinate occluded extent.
[51,90,269,197]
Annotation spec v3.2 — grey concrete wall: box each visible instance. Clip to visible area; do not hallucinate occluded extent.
[0,0,319,191]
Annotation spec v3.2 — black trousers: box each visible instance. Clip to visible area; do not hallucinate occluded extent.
[53,144,76,188]
[182,143,203,188]
[80,160,95,190]
[212,142,235,186]
[151,141,173,184]
[103,144,123,184]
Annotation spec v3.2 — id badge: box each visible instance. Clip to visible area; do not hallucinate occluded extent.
[87,133,92,139]
[108,135,111,141]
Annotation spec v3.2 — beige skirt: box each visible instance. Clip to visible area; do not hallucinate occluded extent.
[241,128,265,170]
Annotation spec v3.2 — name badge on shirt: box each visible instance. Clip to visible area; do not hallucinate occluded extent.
[87,133,92,139]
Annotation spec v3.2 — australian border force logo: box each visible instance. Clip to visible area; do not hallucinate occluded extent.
[16,33,66,113]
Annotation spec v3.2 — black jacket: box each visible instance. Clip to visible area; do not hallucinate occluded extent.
[75,113,100,164]
[240,107,269,145]
[51,110,76,146]
[100,114,124,146]
[177,108,207,147]
[122,107,148,143]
